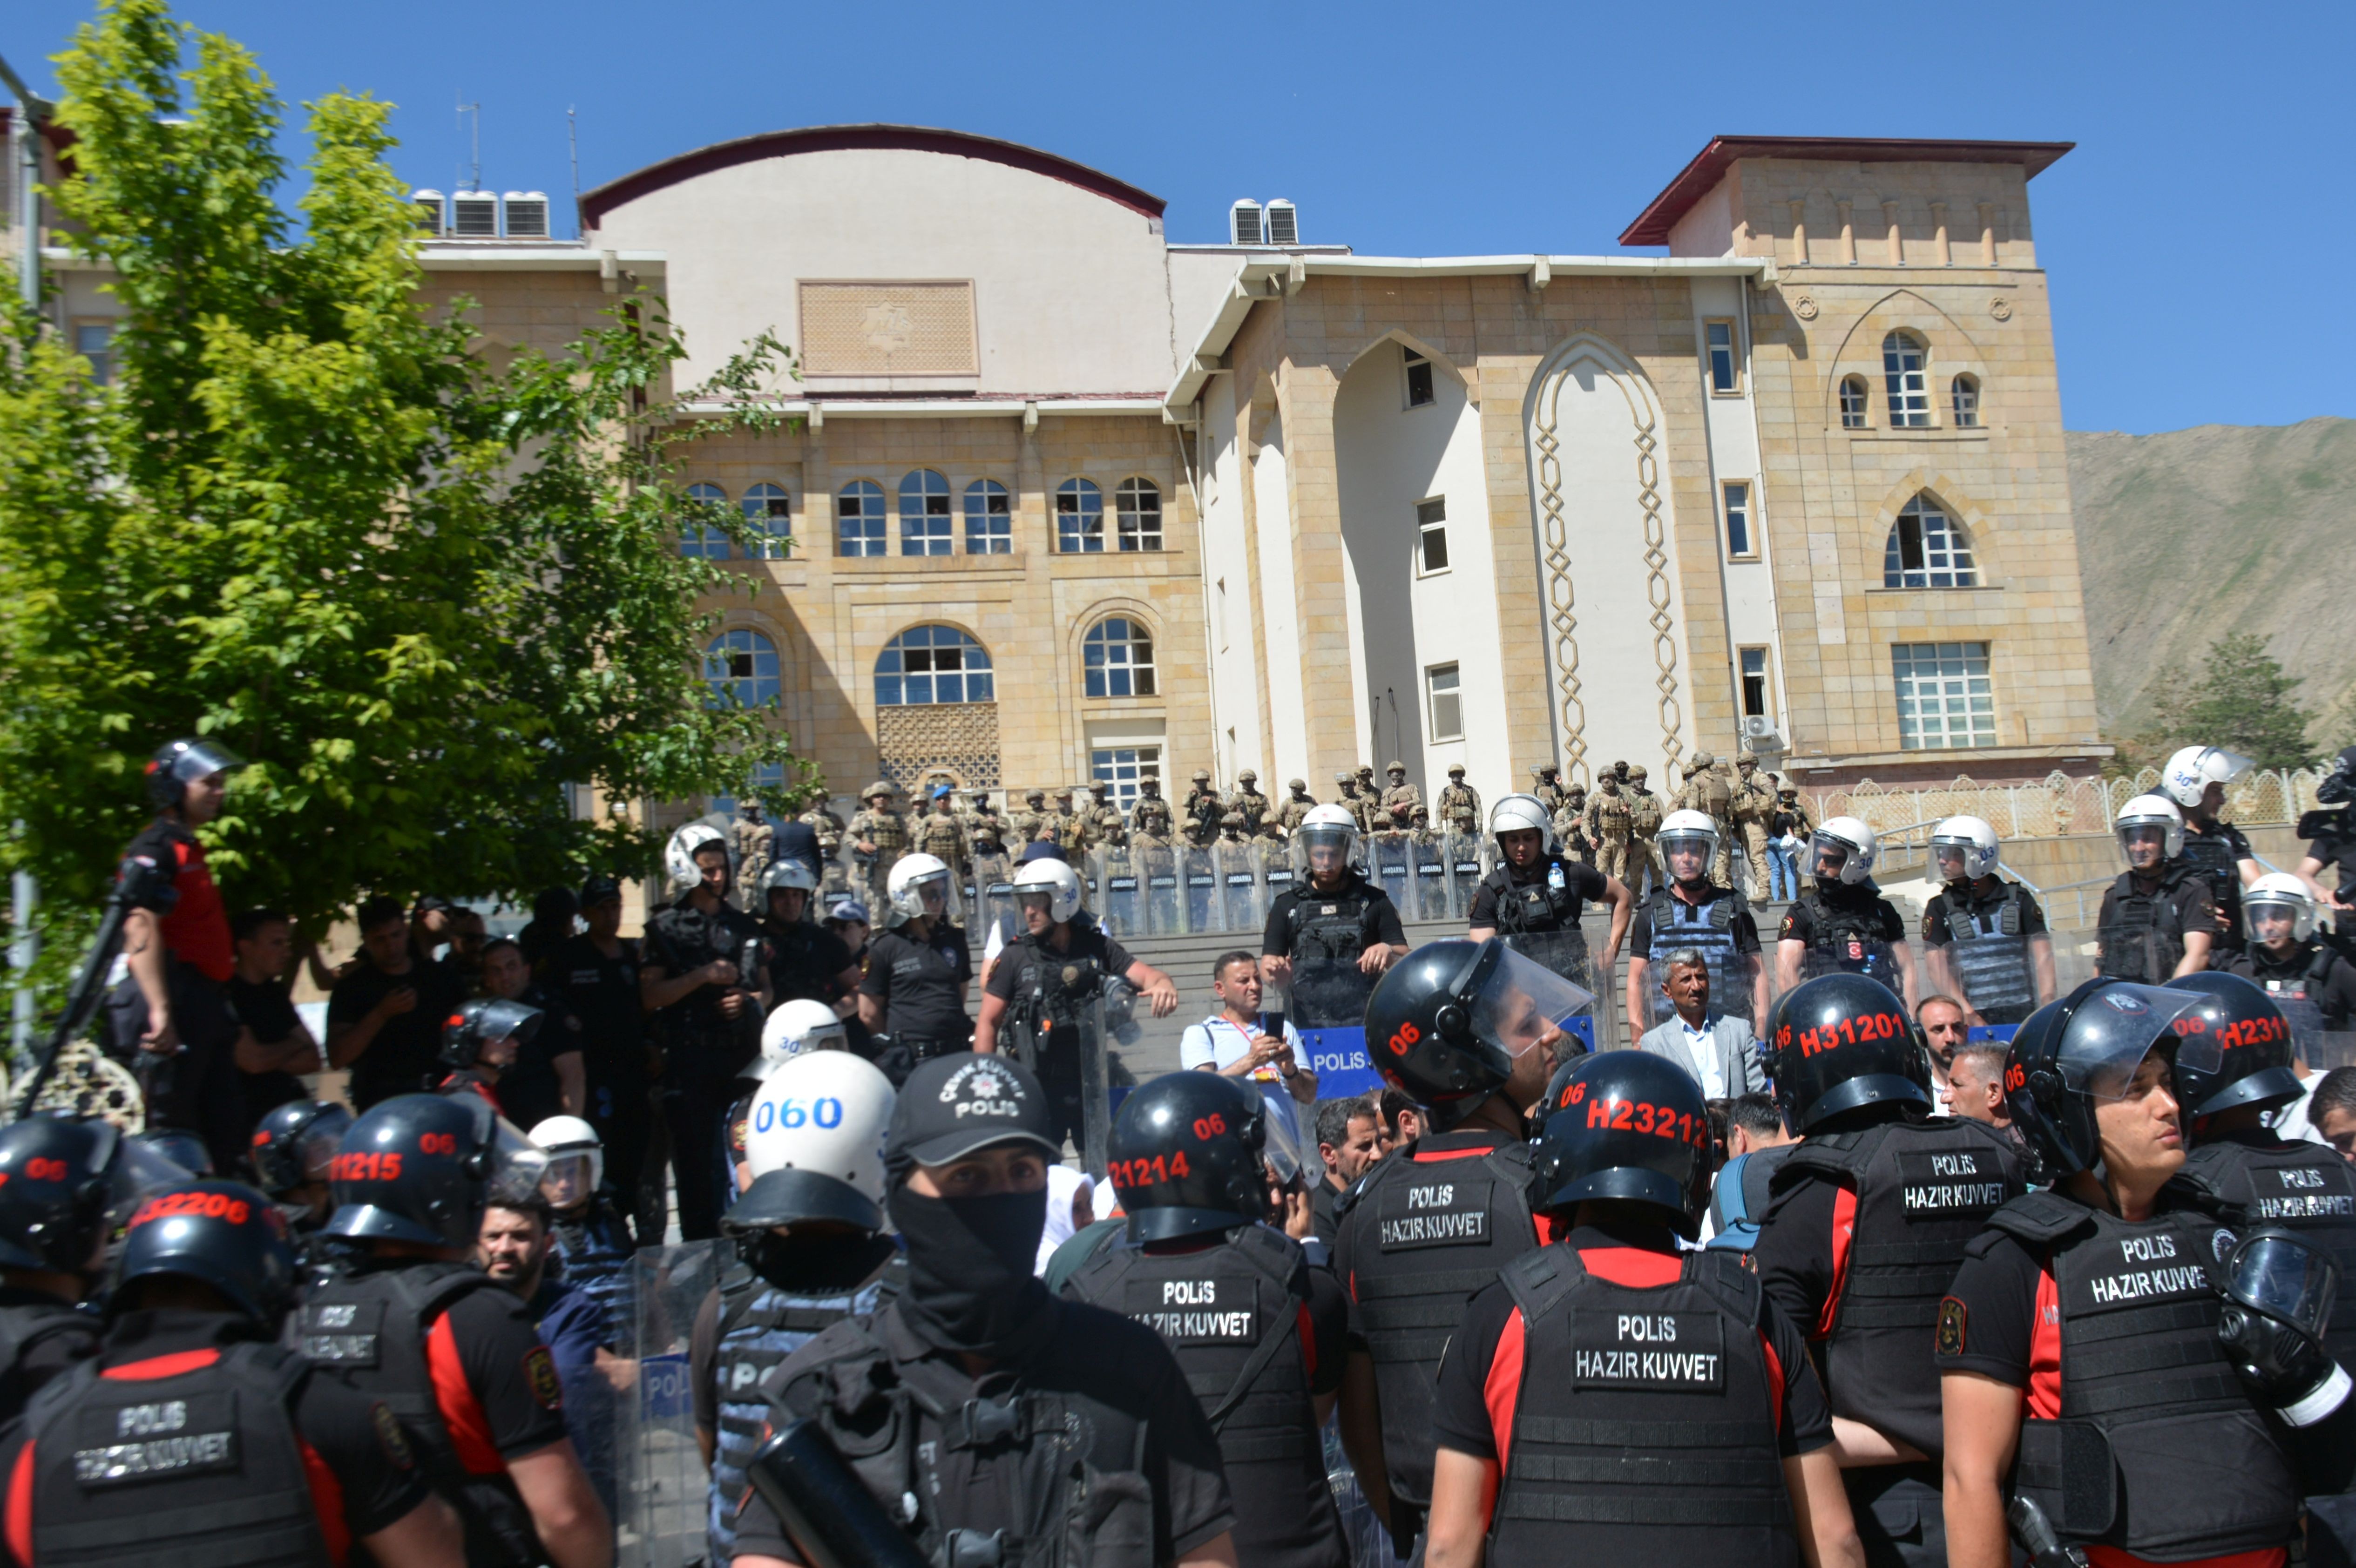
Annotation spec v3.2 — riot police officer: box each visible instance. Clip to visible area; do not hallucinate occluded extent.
[1062,1073,1351,1568]
[1919,814,2056,1027]
[974,858,1178,1150]
[1425,1050,1861,1568]
[248,1098,356,1288]
[1776,816,1916,1006]
[295,1094,612,1568]
[531,1116,634,1347]
[2227,873,2356,1044]
[2097,793,2217,982]
[1754,973,2025,1567]
[2163,744,2263,951]
[556,873,657,1242]
[0,1175,465,1567]
[1260,804,1408,1030]
[1335,939,1591,1555]
[1938,980,2317,1568]
[693,1050,900,1568]
[856,852,973,1075]
[436,996,546,1117]
[1468,793,1631,996]
[730,1052,1240,1568]
[758,859,861,1008]
[1626,809,1767,1039]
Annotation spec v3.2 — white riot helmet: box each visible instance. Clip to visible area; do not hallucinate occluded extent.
[2161,745,2256,812]
[528,1115,603,1210]
[884,852,953,927]
[762,858,819,898]
[2244,872,2320,945]
[1657,809,1720,881]
[744,999,849,1082]
[664,822,733,894]
[1013,858,1084,924]
[1809,816,1879,885]
[725,1052,899,1291]
[1489,793,1557,853]
[2115,793,2186,865]
[1297,804,1361,872]
[1929,815,2000,883]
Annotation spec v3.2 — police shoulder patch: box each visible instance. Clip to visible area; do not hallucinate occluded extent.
[1936,1296,1966,1356]
[1779,913,1798,938]
[523,1345,563,1410]
[372,1402,414,1468]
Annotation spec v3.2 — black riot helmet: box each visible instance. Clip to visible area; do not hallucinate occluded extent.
[144,737,243,809]
[0,1118,183,1276]
[135,1127,216,1176]
[248,1100,353,1199]
[1107,1073,1271,1243]
[115,1179,298,1326]
[2004,979,2204,1180]
[325,1093,548,1251]
[1531,1051,1715,1237]
[2163,971,2304,1120]
[1362,939,1593,1131]
[439,997,544,1072]
[1763,973,1933,1134]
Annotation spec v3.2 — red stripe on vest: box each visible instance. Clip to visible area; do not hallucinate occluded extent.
[1485,1305,1527,1470]
[427,1312,506,1475]
[5,1442,30,1568]
[300,1436,352,1568]
[102,1347,223,1380]
[1818,1185,1859,1339]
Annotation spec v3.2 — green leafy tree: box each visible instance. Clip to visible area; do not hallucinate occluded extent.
[0,0,802,969]
[2150,634,2316,775]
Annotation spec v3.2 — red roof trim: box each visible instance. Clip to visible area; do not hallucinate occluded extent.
[1619,135,2075,247]
[580,123,1165,231]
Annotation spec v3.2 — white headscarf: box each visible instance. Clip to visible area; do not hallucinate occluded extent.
[1035,1162,1092,1274]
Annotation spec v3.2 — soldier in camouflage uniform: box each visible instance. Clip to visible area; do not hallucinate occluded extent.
[1181,771,1224,848]
[1218,810,1249,845]
[1354,765,1380,829]
[1040,787,1085,852]
[1557,783,1594,865]
[962,790,1009,859]
[1334,770,1365,833]
[1530,763,1567,820]
[1608,758,1632,788]
[732,800,774,910]
[1437,764,1481,837]
[1082,782,1127,851]
[1729,750,1777,897]
[1586,773,1634,884]
[916,787,969,884]
[1677,752,1739,886]
[849,781,909,903]
[1129,776,1174,845]
[1009,789,1048,847]
[1277,778,1315,838]
[1380,761,1421,830]
[1626,764,1665,895]
[1231,770,1272,838]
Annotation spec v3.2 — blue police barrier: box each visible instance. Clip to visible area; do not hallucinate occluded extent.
[1966,1024,2018,1044]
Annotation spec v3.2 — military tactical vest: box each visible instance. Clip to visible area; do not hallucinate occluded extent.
[2099,868,2208,984]
[292,1261,544,1566]
[1645,887,1750,1022]
[1487,1246,1794,1568]
[1940,883,2039,1021]
[1984,1193,2301,1562]
[26,1340,326,1568]
[1771,1117,2024,1456]
[1068,1225,1346,1568]
[0,1299,98,1426]
[2174,1135,2356,1368]
[1003,928,1105,1075]
[765,919,846,1006]
[1477,859,1584,935]
[2241,942,2342,1041]
[1342,1139,1540,1507]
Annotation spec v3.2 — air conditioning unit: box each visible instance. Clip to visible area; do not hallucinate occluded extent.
[450,189,499,237]
[409,189,446,235]
[1230,199,1264,246]
[1265,198,1298,246]
[502,190,548,238]
[1741,715,1782,744]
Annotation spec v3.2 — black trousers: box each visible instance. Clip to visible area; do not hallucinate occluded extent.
[104,962,246,1174]
[587,1065,655,1246]
[1843,1465,1946,1568]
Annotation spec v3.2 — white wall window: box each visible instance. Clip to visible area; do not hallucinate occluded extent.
[75,323,114,386]
[741,482,791,559]
[1739,646,1772,716]
[1416,498,1449,574]
[1951,374,1981,428]
[1425,662,1463,742]
[1057,478,1105,553]
[837,480,887,557]
[1894,642,1996,750]
[1883,331,1931,428]
[1704,319,1740,394]
[1840,376,1870,429]
[1083,618,1157,698]
[1403,345,1435,409]
[899,469,953,556]
[681,482,731,560]
[963,479,1010,554]
[1721,481,1755,559]
[1115,478,1163,552]
[1882,496,1978,588]
[1090,746,1161,811]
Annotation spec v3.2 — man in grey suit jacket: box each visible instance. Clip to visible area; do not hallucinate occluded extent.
[1633,946,1767,1098]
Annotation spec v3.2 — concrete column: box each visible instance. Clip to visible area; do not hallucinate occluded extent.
[1835,199,1856,265]
[1929,202,1951,267]
[1881,199,1902,265]
[1977,203,1997,266]
[1786,199,1808,265]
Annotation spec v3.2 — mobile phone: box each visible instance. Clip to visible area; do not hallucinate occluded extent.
[1259,1010,1285,1038]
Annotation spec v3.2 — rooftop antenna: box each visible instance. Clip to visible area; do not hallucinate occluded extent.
[567,106,580,235]
[455,95,481,190]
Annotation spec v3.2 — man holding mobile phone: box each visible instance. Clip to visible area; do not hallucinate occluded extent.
[328,894,465,1112]
[1181,952,1319,1159]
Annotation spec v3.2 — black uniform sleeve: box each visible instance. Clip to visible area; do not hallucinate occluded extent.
[1627,905,1655,954]
[1776,900,1816,946]
[2178,879,2218,934]
[640,915,687,980]
[1428,1283,1518,1460]
[295,1372,435,1539]
[1758,1296,1834,1457]
[982,949,1021,1003]
[814,928,856,984]
[2019,892,2050,937]
[445,1286,573,1460]
[1305,1265,1350,1397]
[1099,931,1139,980]
[690,1286,722,1436]
[1934,1230,2043,1387]
[1752,1174,1840,1342]
[1263,896,1292,959]
[1571,862,1610,901]
[1729,908,1763,957]
[1873,899,1906,944]
[1365,891,1407,949]
[2327,956,2356,1029]
[1919,894,1955,949]
[1467,878,1502,927]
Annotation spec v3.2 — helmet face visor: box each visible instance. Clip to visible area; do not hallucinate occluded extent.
[538,1151,596,1209]
[2247,892,2317,945]
[296,1110,352,1183]
[1931,837,1982,879]
[1259,1102,1301,1187]
[485,1117,551,1207]
[1810,831,1862,879]
[2059,984,2203,1102]
[1469,945,1595,1061]
[1300,825,1354,870]
[1659,832,1713,876]
[172,739,244,786]
[108,1132,193,1210]
[2224,1230,2339,1338]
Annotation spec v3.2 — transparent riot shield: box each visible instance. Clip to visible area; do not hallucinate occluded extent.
[1097,845,1141,938]
[622,1238,731,1568]
[1035,991,1111,1177]
[973,851,1015,940]
[2304,1033,2356,1074]
[1369,833,1414,922]
[1498,926,1601,1055]
[1142,842,1182,935]
[1445,832,1489,921]
[1219,839,1266,932]
[1182,846,1219,933]
[1926,927,2054,1033]
[1262,839,1298,909]
[1411,834,1450,923]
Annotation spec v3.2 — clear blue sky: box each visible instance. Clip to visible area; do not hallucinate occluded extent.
[8,0,2347,435]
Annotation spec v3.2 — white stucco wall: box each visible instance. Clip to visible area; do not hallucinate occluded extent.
[1689,276,1789,750]
[1252,413,1310,787]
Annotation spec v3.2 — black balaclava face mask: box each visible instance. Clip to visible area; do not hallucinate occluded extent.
[887,1180,1053,1358]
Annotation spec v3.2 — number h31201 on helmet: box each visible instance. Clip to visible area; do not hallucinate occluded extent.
[1763,973,1931,1134]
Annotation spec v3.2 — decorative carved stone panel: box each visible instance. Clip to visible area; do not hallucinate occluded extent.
[877,702,1000,791]
[799,281,978,377]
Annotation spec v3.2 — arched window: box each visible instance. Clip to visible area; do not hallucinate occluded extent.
[1882,496,1978,588]
[742,483,791,559]
[875,625,994,706]
[681,482,731,560]
[1083,618,1156,698]
[705,629,781,708]
[1115,479,1163,552]
[1883,331,1930,428]
[837,480,885,557]
[1950,374,1980,428]
[1839,376,1869,430]
[1056,478,1104,553]
[964,479,1011,554]
[899,469,952,556]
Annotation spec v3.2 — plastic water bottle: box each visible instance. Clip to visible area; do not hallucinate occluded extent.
[1548,862,1566,892]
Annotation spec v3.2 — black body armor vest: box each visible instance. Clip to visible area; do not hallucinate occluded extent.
[0,1298,98,1425]
[1002,929,1104,1076]
[1341,1140,1540,1507]
[292,1260,545,1566]
[1941,884,2039,1021]
[1487,1246,1794,1568]
[2099,868,2205,984]
[1984,1193,2302,1561]
[1285,881,1371,963]
[1068,1224,1345,1568]
[2174,1135,2356,1367]
[1478,861,1583,934]
[25,1340,326,1568]
[1644,887,1750,1023]
[1771,1116,2024,1456]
